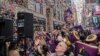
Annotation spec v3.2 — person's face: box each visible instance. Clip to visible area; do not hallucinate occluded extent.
[63,26,70,31]
[20,39,24,44]
[55,42,67,53]
[13,33,17,37]
[77,29,81,32]
[34,36,41,45]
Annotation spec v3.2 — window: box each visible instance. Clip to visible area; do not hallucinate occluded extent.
[58,11,60,20]
[53,8,56,18]
[40,4,43,14]
[54,0,55,4]
[35,4,36,12]
[28,0,36,11]
[36,3,40,13]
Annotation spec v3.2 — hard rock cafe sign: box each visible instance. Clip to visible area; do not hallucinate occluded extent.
[94,5,100,15]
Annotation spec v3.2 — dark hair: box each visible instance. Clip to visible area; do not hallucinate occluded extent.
[9,42,17,51]
[42,45,49,56]
[61,31,66,37]
[34,45,49,56]
[64,45,74,56]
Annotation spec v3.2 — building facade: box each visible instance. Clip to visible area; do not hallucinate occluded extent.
[0,0,69,32]
[83,0,100,29]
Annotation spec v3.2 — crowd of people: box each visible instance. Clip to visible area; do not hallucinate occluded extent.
[0,25,100,56]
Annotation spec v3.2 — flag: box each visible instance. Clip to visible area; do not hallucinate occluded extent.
[64,8,73,22]
[73,25,83,31]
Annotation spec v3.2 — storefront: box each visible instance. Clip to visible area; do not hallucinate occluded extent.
[53,21,63,30]
[33,16,46,31]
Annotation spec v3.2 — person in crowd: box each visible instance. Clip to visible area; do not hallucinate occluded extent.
[8,41,20,56]
[0,37,7,56]
[58,31,75,55]
[18,38,25,56]
[34,35,47,56]
[52,29,59,39]
[13,32,18,42]
[57,33,71,46]
[48,41,73,56]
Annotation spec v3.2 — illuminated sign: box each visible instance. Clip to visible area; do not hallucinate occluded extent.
[94,5,100,15]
